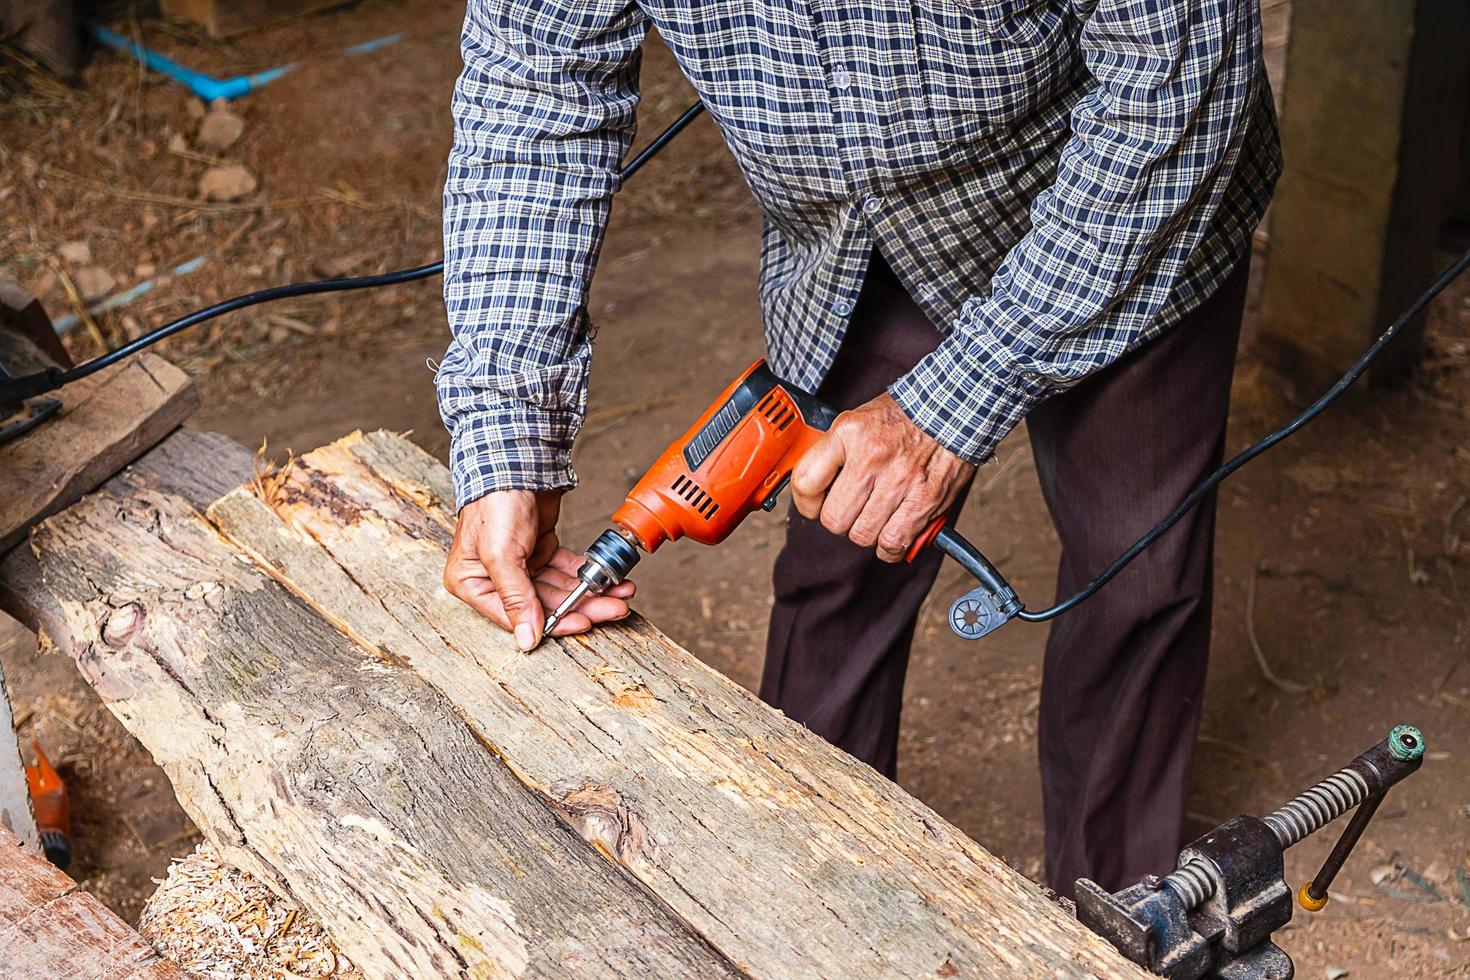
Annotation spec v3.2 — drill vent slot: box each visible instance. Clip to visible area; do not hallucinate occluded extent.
[671,473,720,520]
[756,390,796,432]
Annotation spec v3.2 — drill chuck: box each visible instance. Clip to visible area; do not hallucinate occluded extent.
[579,528,642,590]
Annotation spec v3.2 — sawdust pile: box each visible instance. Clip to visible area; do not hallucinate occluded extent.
[139,842,364,980]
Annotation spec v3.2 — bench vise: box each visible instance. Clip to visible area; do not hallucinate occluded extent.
[1077,725,1425,979]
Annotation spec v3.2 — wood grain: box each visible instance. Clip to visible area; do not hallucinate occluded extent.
[0,353,197,554]
[0,825,183,979]
[25,461,739,979]
[10,427,1143,978]
[206,431,1144,980]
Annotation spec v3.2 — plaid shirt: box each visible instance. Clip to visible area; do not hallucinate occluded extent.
[439,0,1281,508]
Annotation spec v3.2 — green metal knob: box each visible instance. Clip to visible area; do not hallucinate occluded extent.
[1388,724,1424,762]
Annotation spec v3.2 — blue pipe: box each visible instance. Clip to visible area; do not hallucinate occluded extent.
[89,24,405,102]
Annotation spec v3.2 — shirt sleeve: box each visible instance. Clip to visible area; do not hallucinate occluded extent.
[438,0,648,509]
[889,0,1267,464]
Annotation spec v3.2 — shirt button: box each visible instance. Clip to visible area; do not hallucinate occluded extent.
[832,299,854,316]
[862,195,883,215]
[832,68,853,91]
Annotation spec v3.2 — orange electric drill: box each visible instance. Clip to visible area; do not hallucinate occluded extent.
[544,360,1021,640]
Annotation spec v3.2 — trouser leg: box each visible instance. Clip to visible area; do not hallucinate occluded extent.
[759,253,955,779]
[1026,261,1250,897]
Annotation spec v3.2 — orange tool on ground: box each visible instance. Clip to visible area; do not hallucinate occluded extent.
[25,739,73,870]
[544,360,1019,640]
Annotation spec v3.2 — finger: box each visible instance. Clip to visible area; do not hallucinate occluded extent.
[876,494,939,563]
[790,430,846,520]
[546,547,592,575]
[818,465,873,538]
[532,580,630,633]
[847,477,907,550]
[443,556,513,631]
[532,565,581,593]
[545,547,636,597]
[480,538,544,651]
[449,575,513,630]
[544,606,630,637]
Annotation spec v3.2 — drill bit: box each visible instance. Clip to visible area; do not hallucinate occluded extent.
[543,580,593,638]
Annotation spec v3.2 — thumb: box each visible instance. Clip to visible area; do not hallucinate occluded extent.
[482,538,544,651]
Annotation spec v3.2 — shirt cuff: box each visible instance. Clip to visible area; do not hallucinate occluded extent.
[449,406,579,510]
[887,305,1042,465]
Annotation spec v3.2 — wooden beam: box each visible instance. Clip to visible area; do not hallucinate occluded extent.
[0,653,39,851]
[0,353,197,555]
[9,429,1144,979]
[1259,0,1470,386]
[17,437,745,979]
[0,825,184,978]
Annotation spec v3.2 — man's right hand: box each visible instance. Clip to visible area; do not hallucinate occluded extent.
[445,489,635,650]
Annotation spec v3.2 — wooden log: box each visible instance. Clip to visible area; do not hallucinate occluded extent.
[0,353,197,554]
[21,446,740,979]
[0,824,183,979]
[14,428,1144,979]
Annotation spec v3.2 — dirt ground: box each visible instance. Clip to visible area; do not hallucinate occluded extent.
[1,2,1468,975]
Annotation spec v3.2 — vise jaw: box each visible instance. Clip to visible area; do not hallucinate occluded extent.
[1076,816,1294,980]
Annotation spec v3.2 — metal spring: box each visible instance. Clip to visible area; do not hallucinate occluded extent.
[1163,860,1217,908]
[1160,766,1372,911]
[1262,767,1370,848]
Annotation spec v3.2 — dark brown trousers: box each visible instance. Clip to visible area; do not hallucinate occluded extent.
[759,252,1249,897]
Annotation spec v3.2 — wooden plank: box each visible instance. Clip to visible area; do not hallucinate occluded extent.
[0,654,40,851]
[0,825,183,979]
[1259,0,1470,385]
[21,459,740,980]
[159,0,349,36]
[207,431,1142,979]
[0,353,198,554]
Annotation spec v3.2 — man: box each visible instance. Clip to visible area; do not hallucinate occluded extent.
[437,0,1280,896]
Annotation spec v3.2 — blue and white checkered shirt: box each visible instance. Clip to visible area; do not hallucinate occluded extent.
[439,0,1281,509]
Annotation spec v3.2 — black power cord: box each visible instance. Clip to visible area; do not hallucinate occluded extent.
[0,101,709,403]
[1017,242,1470,621]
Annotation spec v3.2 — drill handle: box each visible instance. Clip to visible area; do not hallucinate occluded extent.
[906,519,1020,608]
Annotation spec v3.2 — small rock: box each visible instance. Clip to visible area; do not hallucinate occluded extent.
[167,132,189,154]
[197,106,246,151]
[73,266,116,303]
[1370,863,1400,886]
[199,164,258,202]
[1325,968,1349,980]
[186,98,207,119]
[57,240,91,264]
[134,263,157,279]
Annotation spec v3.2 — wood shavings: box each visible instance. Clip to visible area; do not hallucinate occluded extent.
[139,842,363,980]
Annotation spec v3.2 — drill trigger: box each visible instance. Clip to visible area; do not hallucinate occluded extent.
[760,474,791,512]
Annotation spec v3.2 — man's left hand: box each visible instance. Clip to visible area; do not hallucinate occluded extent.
[791,392,976,562]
